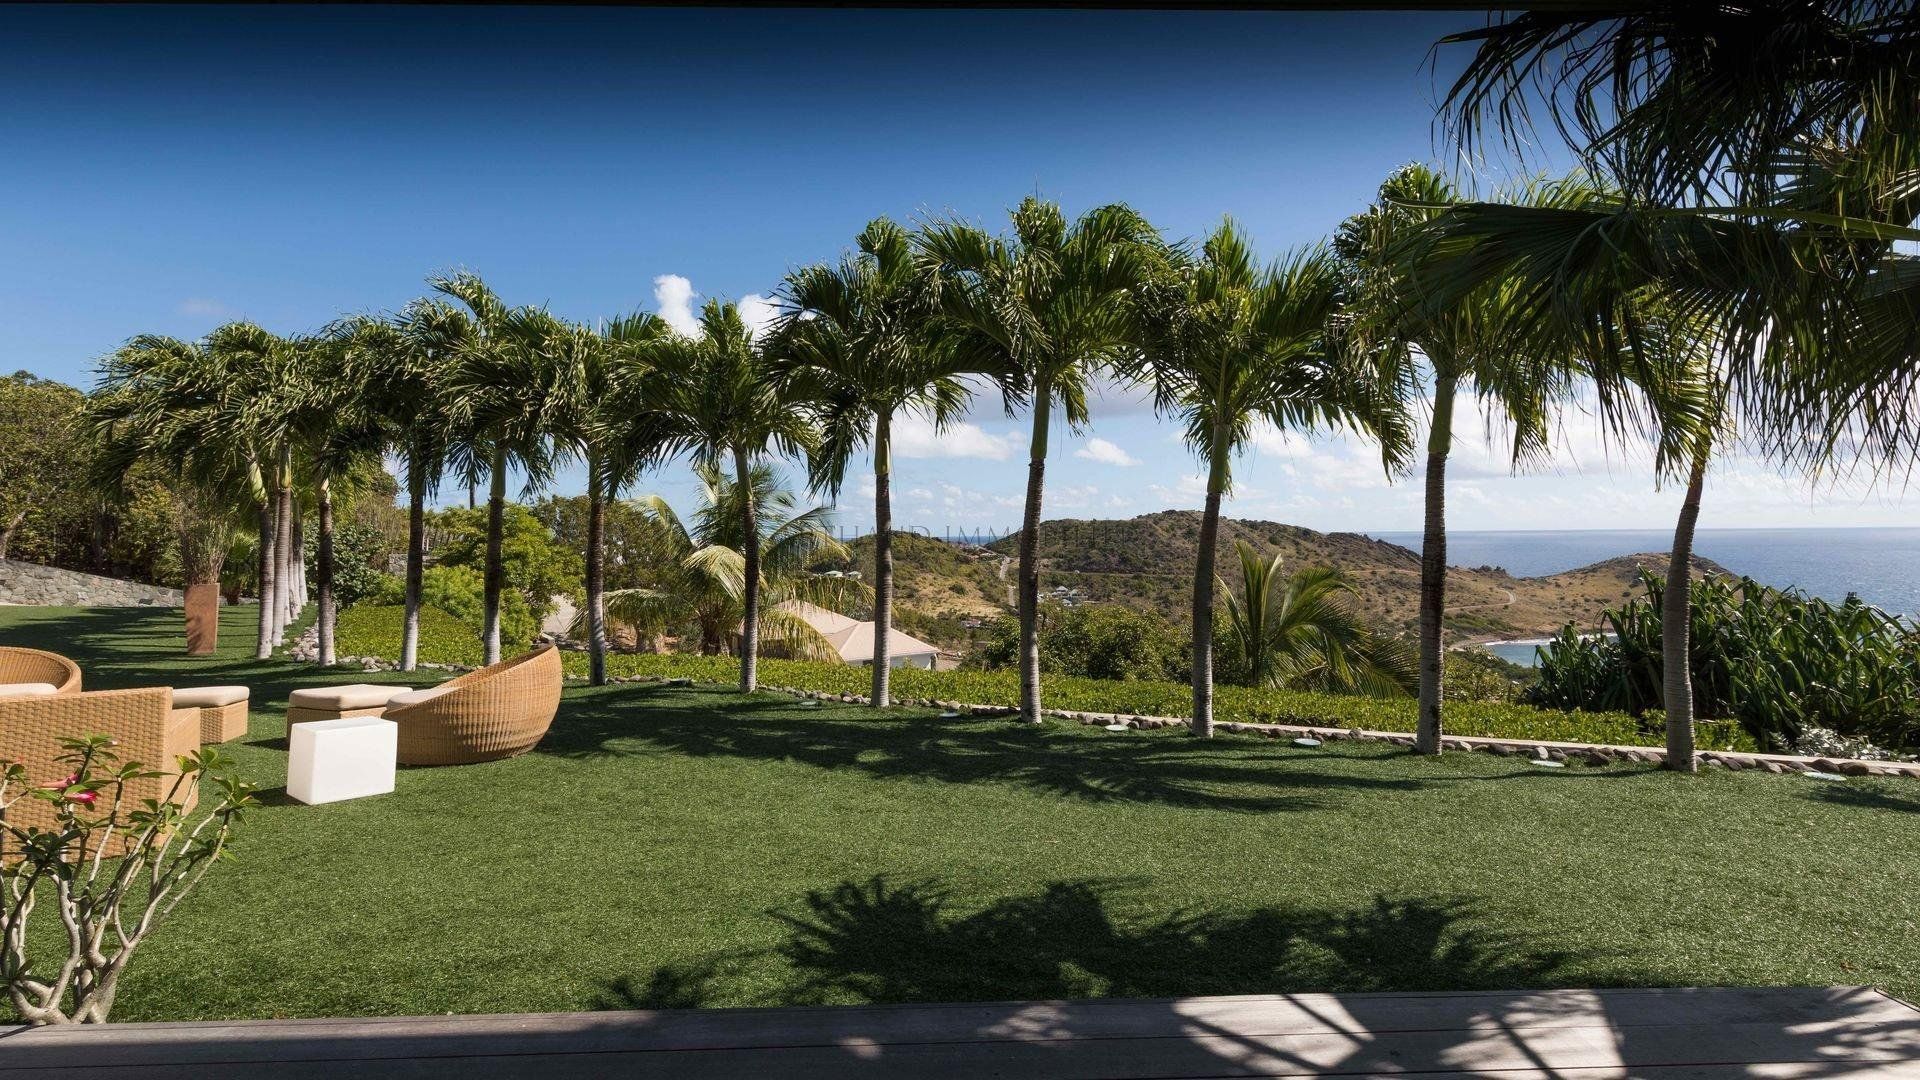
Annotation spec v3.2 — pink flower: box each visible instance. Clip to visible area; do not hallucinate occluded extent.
[66,790,97,806]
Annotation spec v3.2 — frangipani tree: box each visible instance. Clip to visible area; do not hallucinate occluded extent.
[774,217,1009,706]
[915,198,1157,723]
[1130,220,1411,736]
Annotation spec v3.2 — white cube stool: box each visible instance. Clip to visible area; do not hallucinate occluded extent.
[288,717,398,805]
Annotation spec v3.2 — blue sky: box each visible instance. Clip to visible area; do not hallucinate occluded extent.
[4,5,1913,535]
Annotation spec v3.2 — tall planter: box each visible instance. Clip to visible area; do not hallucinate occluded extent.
[184,583,221,655]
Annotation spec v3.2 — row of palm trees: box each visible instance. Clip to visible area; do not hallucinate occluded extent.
[86,0,1917,774]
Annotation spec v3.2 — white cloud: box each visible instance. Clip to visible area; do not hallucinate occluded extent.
[738,293,782,340]
[1074,436,1140,467]
[177,298,232,319]
[652,274,700,338]
[892,413,1022,461]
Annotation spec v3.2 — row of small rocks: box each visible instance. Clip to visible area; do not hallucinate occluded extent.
[285,625,471,674]
[659,679,1919,781]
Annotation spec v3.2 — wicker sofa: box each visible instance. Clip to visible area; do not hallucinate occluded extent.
[0,646,82,698]
[0,687,202,838]
[385,644,562,766]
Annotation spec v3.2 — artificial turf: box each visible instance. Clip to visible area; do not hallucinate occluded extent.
[2,603,1916,1022]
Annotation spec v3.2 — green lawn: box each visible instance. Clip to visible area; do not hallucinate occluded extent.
[3,603,1917,1022]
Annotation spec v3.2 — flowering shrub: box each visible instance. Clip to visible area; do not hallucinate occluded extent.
[1,735,256,1024]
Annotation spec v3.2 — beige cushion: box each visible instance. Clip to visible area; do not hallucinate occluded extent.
[288,684,411,711]
[385,684,458,709]
[0,682,60,698]
[172,685,250,708]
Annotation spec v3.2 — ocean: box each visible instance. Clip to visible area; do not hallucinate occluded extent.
[1368,527,1920,665]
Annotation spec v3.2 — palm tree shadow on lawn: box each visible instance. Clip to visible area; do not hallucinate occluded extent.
[538,684,1432,813]
[597,874,1595,1010]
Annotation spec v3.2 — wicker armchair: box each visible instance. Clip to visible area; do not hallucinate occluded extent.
[0,687,201,840]
[385,644,562,766]
[0,647,82,698]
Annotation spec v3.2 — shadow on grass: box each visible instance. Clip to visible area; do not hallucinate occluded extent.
[596,876,1587,1010]
[539,684,1428,812]
[1810,782,1920,814]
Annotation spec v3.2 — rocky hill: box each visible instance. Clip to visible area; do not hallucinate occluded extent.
[827,512,1727,645]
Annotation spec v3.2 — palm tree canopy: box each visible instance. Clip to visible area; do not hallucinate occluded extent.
[1220,541,1415,698]
[596,464,866,658]
[650,300,816,471]
[914,197,1160,425]
[1129,219,1414,488]
[772,216,1011,496]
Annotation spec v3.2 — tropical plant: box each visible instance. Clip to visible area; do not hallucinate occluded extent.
[1217,541,1415,698]
[0,373,90,563]
[648,301,817,691]
[978,601,1186,682]
[915,197,1158,723]
[1336,166,1607,755]
[1528,572,1920,753]
[431,503,581,634]
[435,275,576,664]
[1128,220,1411,735]
[1,736,256,1025]
[555,313,671,685]
[596,464,864,660]
[774,216,1003,706]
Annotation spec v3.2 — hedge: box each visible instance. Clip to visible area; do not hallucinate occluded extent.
[334,604,488,667]
[575,653,1755,751]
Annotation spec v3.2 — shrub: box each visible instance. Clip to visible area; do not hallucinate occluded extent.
[568,653,1753,750]
[335,603,488,667]
[413,566,536,651]
[2,737,255,1024]
[430,504,582,625]
[1529,573,1920,751]
[977,602,1185,681]
[313,522,390,608]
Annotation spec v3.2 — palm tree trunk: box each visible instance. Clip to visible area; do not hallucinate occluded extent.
[254,500,274,660]
[482,448,507,665]
[401,462,426,672]
[316,475,336,667]
[1663,440,1711,773]
[277,483,295,643]
[736,446,761,694]
[871,411,894,708]
[1017,385,1052,725]
[1190,439,1230,738]
[1415,374,1457,756]
[291,507,307,617]
[586,463,608,687]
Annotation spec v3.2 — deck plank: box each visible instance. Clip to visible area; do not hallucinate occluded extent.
[2,986,1914,1078]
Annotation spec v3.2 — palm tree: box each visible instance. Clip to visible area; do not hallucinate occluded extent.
[773,217,1003,707]
[1129,221,1411,736]
[1336,165,1598,756]
[598,464,865,659]
[651,301,816,692]
[1221,541,1416,696]
[558,312,671,686]
[435,274,573,665]
[915,197,1158,723]
[342,305,463,671]
[296,329,388,667]
[89,335,259,654]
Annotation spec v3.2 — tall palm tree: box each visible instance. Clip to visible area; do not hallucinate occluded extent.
[915,197,1158,723]
[1129,221,1411,736]
[558,312,671,686]
[342,305,463,671]
[435,274,573,664]
[651,300,816,692]
[296,328,388,666]
[773,217,1004,707]
[1221,541,1416,697]
[597,464,865,658]
[1336,166,1596,756]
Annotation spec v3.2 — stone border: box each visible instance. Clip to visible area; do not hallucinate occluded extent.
[728,682,1920,781]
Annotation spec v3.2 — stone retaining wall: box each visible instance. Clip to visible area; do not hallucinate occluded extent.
[0,560,184,608]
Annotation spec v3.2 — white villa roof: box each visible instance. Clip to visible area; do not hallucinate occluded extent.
[780,600,940,663]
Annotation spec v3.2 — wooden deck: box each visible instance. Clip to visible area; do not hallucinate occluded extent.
[3,986,1917,1077]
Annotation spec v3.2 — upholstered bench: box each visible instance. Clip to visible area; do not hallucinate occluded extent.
[171,685,251,744]
[0,682,62,699]
[284,683,411,735]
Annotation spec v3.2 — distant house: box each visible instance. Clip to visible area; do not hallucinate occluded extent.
[777,600,939,669]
